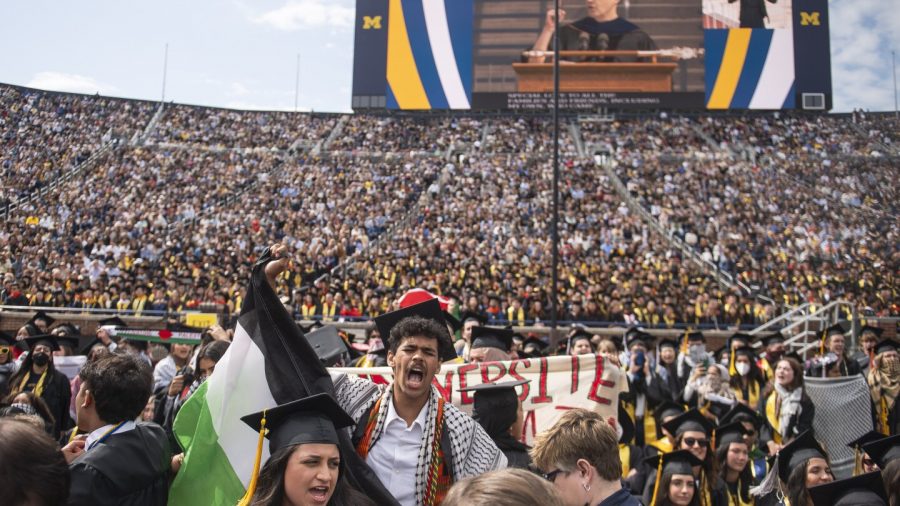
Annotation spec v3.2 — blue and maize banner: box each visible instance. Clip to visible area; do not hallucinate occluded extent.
[385,0,473,110]
[704,28,795,109]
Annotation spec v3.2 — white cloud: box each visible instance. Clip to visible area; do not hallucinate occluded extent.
[26,72,119,95]
[229,82,251,96]
[252,0,354,31]
[830,0,900,112]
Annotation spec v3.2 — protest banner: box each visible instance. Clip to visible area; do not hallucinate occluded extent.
[332,353,628,444]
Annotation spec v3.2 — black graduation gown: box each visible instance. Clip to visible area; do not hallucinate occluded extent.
[728,0,777,28]
[68,423,171,506]
[494,435,532,470]
[33,368,73,437]
[758,392,816,447]
[806,356,861,378]
[555,17,657,62]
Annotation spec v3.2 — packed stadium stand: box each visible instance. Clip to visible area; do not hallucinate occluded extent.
[1,83,896,328]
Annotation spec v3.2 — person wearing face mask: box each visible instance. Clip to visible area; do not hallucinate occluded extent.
[676,332,713,392]
[755,332,785,383]
[7,335,72,437]
[729,347,765,409]
[853,325,884,374]
[868,338,899,435]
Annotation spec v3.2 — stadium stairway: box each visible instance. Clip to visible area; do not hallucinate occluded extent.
[317,114,350,154]
[132,103,166,146]
[748,299,862,359]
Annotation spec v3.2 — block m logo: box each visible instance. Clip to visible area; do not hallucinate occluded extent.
[800,11,820,26]
[362,15,382,29]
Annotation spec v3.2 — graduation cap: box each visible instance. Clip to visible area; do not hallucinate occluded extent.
[714,422,750,449]
[626,330,654,350]
[808,471,887,506]
[861,433,900,469]
[686,331,705,343]
[51,323,80,337]
[460,311,486,326]
[847,431,884,475]
[98,316,128,329]
[820,322,850,354]
[776,430,828,483]
[0,331,15,347]
[459,379,529,439]
[470,326,514,353]
[23,334,61,352]
[238,393,355,504]
[728,333,753,348]
[653,401,686,427]
[521,336,549,357]
[373,298,457,362]
[567,329,594,350]
[305,325,349,367]
[858,325,884,338]
[54,336,81,354]
[662,408,715,438]
[645,450,704,506]
[27,310,56,330]
[874,338,897,356]
[719,403,761,429]
[733,346,758,360]
[757,331,786,348]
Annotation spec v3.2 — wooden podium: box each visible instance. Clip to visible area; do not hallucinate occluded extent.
[513,51,678,93]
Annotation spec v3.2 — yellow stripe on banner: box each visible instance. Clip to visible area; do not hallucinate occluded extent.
[387,0,430,109]
[707,28,751,109]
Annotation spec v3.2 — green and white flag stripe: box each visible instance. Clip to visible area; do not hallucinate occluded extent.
[113,329,203,346]
[168,321,275,505]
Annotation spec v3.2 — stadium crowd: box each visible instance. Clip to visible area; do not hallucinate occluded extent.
[0,84,896,332]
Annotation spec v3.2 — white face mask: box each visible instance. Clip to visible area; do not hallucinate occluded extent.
[735,362,750,377]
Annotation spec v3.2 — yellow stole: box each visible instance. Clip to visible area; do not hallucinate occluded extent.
[765,393,782,444]
[619,444,630,478]
[622,401,660,445]
[320,303,336,322]
[649,438,673,454]
[726,480,754,506]
[733,381,760,409]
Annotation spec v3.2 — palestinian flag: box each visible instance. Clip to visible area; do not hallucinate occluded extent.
[168,249,396,505]
[113,328,203,346]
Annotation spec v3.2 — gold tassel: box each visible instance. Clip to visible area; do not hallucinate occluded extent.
[650,453,664,506]
[237,410,268,506]
[854,448,862,476]
[879,397,889,435]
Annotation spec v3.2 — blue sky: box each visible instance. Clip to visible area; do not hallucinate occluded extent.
[1,0,897,113]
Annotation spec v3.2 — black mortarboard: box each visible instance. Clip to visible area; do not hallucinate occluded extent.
[460,311,486,326]
[27,310,56,329]
[470,326,514,352]
[874,338,897,356]
[644,449,704,478]
[54,336,81,353]
[758,331,786,347]
[715,422,750,449]
[686,331,705,343]
[52,323,80,336]
[79,338,107,356]
[459,380,529,439]
[23,334,61,352]
[846,431,884,451]
[861,433,900,468]
[808,471,887,506]
[240,393,355,452]
[626,330,654,349]
[777,430,828,483]
[662,408,715,437]
[443,312,462,331]
[0,331,15,346]
[728,333,752,348]
[522,336,549,356]
[657,337,678,350]
[98,316,128,328]
[720,403,761,429]
[459,378,529,394]
[306,325,349,367]
[568,329,594,349]
[858,325,884,338]
[654,401,686,425]
[823,322,849,338]
[373,299,457,362]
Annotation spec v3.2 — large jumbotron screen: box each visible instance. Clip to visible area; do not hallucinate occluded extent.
[351,0,832,111]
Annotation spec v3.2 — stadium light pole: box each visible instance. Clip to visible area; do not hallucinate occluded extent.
[295,53,301,112]
[550,0,561,338]
[893,50,898,118]
[161,43,169,103]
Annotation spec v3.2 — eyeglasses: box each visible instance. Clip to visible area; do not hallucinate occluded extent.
[542,469,566,483]
[862,458,875,468]
[684,437,710,448]
[0,346,9,354]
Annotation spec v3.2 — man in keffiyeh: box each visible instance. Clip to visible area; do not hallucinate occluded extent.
[333,297,507,506]
[868,339,900,435]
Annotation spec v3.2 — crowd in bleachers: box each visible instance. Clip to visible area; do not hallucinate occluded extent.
[0,84,896,328]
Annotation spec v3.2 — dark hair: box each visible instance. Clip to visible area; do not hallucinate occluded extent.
[716,440,752,503]
[0,418,70,505]
[250,444,376,506]
[79,353,152,423]
[655,470,700,506]
[728,355,765,393]
[198,340,230,363]
[674,432,717,497]
[1,391,56,432]
[7,344,59,393]
[785,455,832,506]
[387,316,451,356]
[881,459,900,506]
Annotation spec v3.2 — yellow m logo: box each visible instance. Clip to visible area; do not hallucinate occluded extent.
[800,11,820,26]
[362,15,382,29]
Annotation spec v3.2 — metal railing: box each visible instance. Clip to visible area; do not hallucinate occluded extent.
[747,300,859,359]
